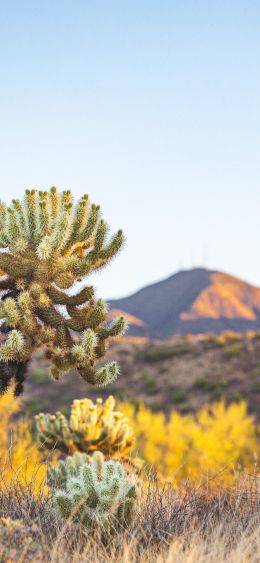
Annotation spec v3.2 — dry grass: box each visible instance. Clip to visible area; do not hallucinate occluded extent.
[0,464,259,562]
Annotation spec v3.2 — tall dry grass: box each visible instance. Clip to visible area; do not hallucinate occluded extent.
[0,464,259,562]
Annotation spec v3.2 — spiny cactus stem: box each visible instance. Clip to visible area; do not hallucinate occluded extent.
[0,289,30,395]
[0,330,29,396]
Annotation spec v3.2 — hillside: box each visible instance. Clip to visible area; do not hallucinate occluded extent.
[23,331,260,419]
[108,268,260,338]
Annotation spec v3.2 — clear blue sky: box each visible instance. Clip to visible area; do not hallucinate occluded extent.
[0,1,259,298]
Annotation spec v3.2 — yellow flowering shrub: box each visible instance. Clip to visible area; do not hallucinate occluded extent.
[119,400,259,485]
[0,389,46,490]
[0,389,258,491]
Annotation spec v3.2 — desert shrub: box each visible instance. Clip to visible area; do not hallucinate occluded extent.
[30,367,48,385]
[251,379,260,393]
[228,391,244,403]
[118,400,260,485]
[203,337,225,350]
[142,372,158,395]
[218,332,242,344]
[24,397,50,415]
[33,348,45,361]
[138,343,192,363]
[223,343,241,358]
[193,376,227,396]
[169,388,188,403]
[149,401,161,413]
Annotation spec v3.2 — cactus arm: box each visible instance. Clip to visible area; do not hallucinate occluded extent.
[98,316,127,340]
[25,190,38,246]
[36,305,66,328]
[79,203,100,242]
[50,205,73,253]
[38,192,51,238]
[66,312,91,332]
[50,187,60,220]
[0,253,34,277]
[65,194,89,247]
[93,230,124,263]
[55,324,73,347]
[47,285,94,306]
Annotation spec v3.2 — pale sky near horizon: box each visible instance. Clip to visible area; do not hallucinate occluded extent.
[0,1,259,299]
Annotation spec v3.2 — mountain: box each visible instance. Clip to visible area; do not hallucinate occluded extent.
[108,268,260,338]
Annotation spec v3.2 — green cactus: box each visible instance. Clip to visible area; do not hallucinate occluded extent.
[35,395,142,468]
[47,452,92,489]
[0,188,126,394]
[51,451,138,531]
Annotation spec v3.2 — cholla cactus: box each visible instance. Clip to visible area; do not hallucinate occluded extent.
[47,452,91,489]
[52,451,138,531]
[0,188,126,394]
[35,395,136,461]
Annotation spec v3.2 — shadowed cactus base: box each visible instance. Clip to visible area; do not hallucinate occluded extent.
[50,451,138,532]
[36,395,142,468]
[0,188,126,394]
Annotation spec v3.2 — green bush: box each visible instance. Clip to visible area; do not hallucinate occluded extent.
[228,391,243,403]
[169,388,187,404]
[33,348,45,361]
[143,373,158,395]
[203,338,225,350]
[223,344,241,359]
[24,398,49,415]
[149,401,161,412]
[30,367,48,385]
[138,344,192,363]
[251,380,260,393]
[193,377,226,397]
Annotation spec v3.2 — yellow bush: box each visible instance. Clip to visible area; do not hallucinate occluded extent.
[119,400,259,485]
[0,390,258,491]
[0,389,46,490]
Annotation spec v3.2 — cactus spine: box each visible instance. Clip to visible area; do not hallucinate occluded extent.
[51,451,138,531]
[36,395,137,463]
[0,188,126,394]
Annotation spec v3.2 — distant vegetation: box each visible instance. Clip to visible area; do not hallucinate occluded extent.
[22,331,260,419]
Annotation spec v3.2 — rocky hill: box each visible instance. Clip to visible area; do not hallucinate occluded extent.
[109,268,260,338]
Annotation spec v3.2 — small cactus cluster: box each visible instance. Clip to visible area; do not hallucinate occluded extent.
[0,188,126,394]
[36,395,135,460]
[50,451,138,531]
